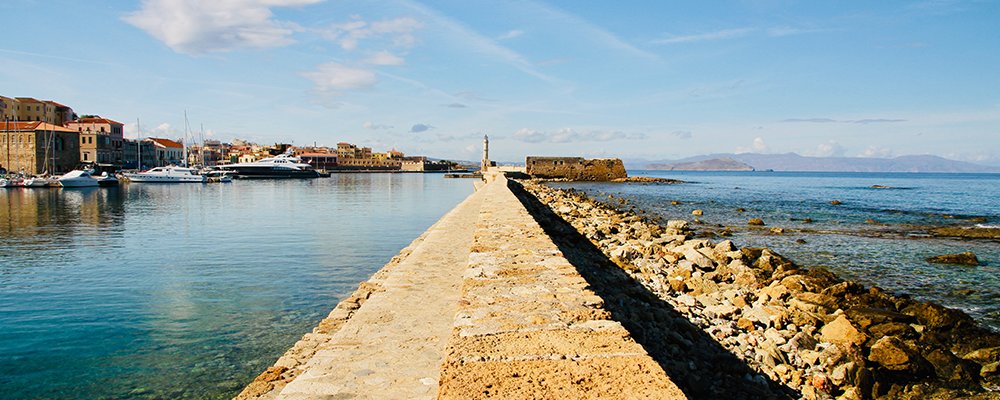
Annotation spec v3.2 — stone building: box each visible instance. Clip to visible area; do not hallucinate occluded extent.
[1,96,75,125]
[66,117,125,165]
[1,121,80,174]
[148,137,184,166]
[525,156,627,181]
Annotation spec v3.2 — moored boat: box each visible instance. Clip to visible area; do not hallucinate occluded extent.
[124,166,207,183]
[209,151,319,179]
[58,170,101,187]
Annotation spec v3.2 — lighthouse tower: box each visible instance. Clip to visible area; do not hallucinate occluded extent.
[481,134,489,172]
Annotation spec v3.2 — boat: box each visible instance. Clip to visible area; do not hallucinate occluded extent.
[58,170,101,187]
[209,151,320,179]
[23,176,58,188]
[202,170,233,183]
[124,166,207,183]
[97,172,119,187]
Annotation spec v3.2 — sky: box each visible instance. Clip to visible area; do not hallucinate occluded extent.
[1,0,999,164]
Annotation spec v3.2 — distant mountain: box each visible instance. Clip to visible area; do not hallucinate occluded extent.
[648,157,754,171]
[631,153,1000,173]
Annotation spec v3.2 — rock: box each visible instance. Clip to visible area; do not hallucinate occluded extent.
[830,200,842,205]
[770,227,784,235]
[666,220,689,230]
[821,314,867,347]
[901,302,973,330]
[924,347,979,384]
[788,331,819,352]
[671,200,682,205]
[683,248,716,271]
[704,304,739,319]
[737,317,756,332]
[748,218,766,226]
[691,209,703,216]
[868,336,928,374]
[844,307,913,330]
[802,218,813,224]
[811,373,833,393]
[926,252,980,266]
[962,346,1000,363]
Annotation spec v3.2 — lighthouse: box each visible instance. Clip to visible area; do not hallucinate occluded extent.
[481,134,489,172]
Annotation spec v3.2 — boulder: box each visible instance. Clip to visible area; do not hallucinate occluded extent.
[901,302,973,330]
[821,314,867,347]
[683,248,716,271]
[748,218,766,226]
[666,220,689,230]
[691,209,704,216]
[926,252,980,266]
[868,336,929,375]
[962,346,1000,364]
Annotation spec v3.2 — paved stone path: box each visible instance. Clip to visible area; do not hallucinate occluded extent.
[264,173,685,399]
[275,186,486,400]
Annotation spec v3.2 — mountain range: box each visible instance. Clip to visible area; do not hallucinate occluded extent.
[631,153,1000,173]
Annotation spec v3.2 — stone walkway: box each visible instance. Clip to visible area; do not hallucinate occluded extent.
[274,186,486,400]
[262,174,685,399]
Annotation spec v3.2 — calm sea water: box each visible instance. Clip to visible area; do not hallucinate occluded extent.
[554,171,1000,330]
[0,175,472,399]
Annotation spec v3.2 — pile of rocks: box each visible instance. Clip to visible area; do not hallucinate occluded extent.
[521,180,1000,399]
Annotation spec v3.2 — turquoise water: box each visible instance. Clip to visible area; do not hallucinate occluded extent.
[554,171,1000,330]
[0,175,473,399]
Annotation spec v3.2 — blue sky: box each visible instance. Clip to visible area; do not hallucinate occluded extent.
[2,0,998,164]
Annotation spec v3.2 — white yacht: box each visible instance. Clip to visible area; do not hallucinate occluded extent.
[125,166,207,183]
[58,170,101,187]
[210,152,319,179]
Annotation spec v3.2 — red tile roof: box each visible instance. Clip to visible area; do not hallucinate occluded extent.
[72,117,123,126]
[4,121,76,133]
[149,137,183,148]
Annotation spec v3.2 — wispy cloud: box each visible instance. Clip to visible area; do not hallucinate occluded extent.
[653,28,754,45]
[363,50,405,66]
[519,0,659,61]
[319,16,422,51]
[363,121,392,130]
[301,62,377,93]
[512,128,645,143]
[444,103,467,108]
[123,0,321,54]
[783,117,906,124]
[497,29,524,40]
[670,130,692,139]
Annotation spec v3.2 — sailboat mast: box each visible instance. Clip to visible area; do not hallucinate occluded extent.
[182,110,189,167]
[136,118,142,171]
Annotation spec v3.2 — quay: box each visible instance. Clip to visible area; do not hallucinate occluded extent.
[236,170,686,399]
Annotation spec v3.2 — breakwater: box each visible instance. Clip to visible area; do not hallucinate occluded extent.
[240,174,1000,399]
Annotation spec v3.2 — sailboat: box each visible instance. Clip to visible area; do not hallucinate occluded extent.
[123,112,206,183]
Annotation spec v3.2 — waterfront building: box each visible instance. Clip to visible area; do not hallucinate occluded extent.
[122,138,157,170]
[66,117,125,165]
[1,96,76,125]
[299,153,338,170]
[1,121,80,174]
[148,137,184,166]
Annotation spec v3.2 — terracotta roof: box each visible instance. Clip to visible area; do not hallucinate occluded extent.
[72,117,123,126]
[299,152,338,157]
[4,121,76,133]
[148,137,183,148]
[44,100,71,109]
[15,97,42,102]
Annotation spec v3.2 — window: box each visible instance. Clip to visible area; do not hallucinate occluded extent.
[84,153,88,161]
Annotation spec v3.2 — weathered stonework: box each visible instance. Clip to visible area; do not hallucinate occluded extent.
[525,156,627,181]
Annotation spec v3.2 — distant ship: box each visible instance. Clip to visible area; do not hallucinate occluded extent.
[209,151,320,179]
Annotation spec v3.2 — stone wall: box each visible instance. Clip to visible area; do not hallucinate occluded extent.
[525,157,627,181]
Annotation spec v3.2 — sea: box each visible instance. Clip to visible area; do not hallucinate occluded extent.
[0,174,473,399]
[552,171,1000,332]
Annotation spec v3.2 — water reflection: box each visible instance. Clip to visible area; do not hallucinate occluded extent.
[0,175,473,399]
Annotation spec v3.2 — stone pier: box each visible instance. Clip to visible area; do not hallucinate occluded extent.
[237,172,685,399]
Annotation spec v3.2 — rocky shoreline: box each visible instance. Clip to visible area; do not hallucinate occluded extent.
[520,180,1000,399]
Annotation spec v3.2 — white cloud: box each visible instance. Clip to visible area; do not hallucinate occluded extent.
[859,146,893,158]
[513,128,547,143]
[362,121,392,130]
[813,140,846,157]
[301,62,377,92]
[653,28,754,45]
[321,16,422,51]
[736,136,770,153]
[364,50,405,65]
[123,0,321,54]
[497,29,524,40]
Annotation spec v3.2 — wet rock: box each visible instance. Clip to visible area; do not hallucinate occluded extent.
[868,336,929,375]
[830,200,842,205]
[821,315,867,347]
[748,218,766,226]
[923,347,979,385]
[802,218,813,224]
[691,209,704,216]
[901,302,974,330]
[770,227,785,235]
[666,220,689,230]
[962,346,1000,364]
[926,252,980,266]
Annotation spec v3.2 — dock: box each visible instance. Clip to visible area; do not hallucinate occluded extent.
[237,171,685,399]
